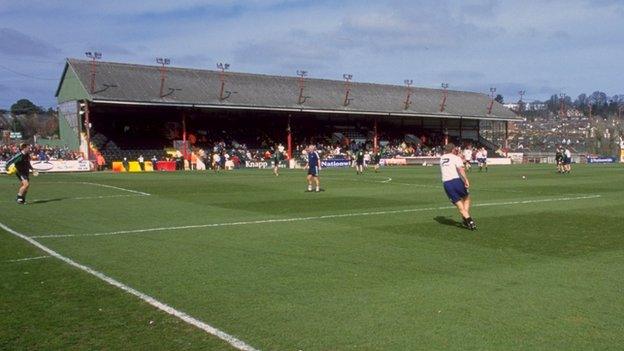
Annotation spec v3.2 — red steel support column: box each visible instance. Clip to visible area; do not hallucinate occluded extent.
[287,115,292,161]
[505,121,509,157]
[373,119,378,153]
[459,117,463,143]
[182,112,188,161]
[90,60,96,94]
[84,102,91,161]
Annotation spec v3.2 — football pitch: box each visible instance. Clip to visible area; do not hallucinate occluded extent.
[1,164,623,350]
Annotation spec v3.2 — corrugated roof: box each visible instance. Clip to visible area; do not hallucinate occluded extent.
[58,59,519,121]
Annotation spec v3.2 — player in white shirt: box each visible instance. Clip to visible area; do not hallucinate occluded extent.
[212,152,221,173]
[563,148,572,173]
[477,147,488,172]
[462,146,473,172]
[440,143,476,230]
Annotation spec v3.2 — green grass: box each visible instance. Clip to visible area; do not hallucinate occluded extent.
[1,164,623,350]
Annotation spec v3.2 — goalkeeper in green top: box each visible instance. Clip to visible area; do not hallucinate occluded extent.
[5,143,37,204]
[371,149,381,173]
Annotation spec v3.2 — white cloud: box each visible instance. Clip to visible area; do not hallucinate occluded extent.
[0,0,623,108]
[0,28,60,57]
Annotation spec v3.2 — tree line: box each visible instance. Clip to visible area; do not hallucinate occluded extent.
[0,99,59,140]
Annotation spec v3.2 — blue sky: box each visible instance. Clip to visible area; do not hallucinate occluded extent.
[0,0,622,109]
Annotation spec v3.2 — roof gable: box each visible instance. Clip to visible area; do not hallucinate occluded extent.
[55,60,90,103]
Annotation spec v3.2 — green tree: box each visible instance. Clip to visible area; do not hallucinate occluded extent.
[10,99,43,115]
[495,94,504,104]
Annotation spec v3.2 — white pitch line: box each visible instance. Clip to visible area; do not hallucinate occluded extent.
[31,195,602,240]
[77,182,151,196]
[0,222,260,351]
[37,181,151,196]
[5,255,50,263]
[365,178,529,194]
[333,176,438,189]
[71,194,144,200]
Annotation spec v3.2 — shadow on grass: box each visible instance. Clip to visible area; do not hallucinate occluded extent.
[29,198,66,205]
[433,216,465,229]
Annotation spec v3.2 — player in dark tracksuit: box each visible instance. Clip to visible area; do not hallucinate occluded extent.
[306,145,321,192]
[355,149,365,175]
[555,147,564,173]
[5,144,35,204]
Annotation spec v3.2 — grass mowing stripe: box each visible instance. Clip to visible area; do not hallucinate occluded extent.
[0,194,147,204]
[31,194,601,239]
[326,176,532,194]
[0,221,260,351]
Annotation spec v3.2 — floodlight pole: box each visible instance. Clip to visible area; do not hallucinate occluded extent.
[440,83,449,112]
[559,93,566,118]
[404,79,413,110]
[487,87,496,115]
[217,62,230,101]
[518,90,526,114]
[156,58,171,98]
[297,70,307,105]
[343,74,353,107]
[85,51,102,94]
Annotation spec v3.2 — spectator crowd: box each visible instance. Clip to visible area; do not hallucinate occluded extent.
[1,143,81,162]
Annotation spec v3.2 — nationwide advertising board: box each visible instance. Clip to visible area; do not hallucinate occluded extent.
[587,156,617,164]
[0,160,93,173]
[321,158,350,168]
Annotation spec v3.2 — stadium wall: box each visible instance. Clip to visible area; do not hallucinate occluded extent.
[55,65,89,151]
[57,103,80,151]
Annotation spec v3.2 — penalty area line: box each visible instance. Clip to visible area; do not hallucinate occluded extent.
[5,255,50,263]
[37,181,151,196]
[0,222,260,351]
[31,194,602,240]
[77,182,151,196]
